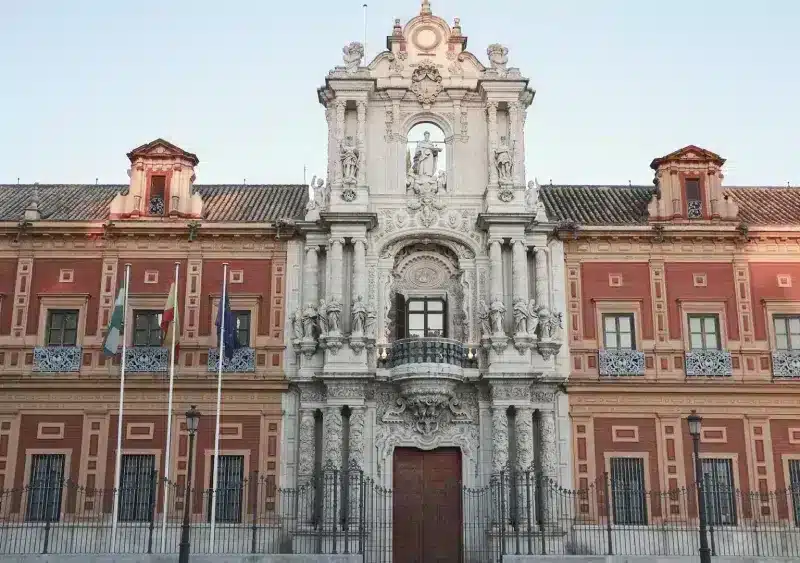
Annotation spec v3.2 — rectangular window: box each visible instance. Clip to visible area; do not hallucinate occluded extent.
[149,175,166,216]
[25,454,65,522]
[207,455,244,523]
[119,454,156,522]
[609,457,647,525]
[407,297,446,338]
[46,310,79,346]
[774,316,800,351]
[702,458,736,526]
[603,313,635,350]
[688,314,720,350]
[686,178,702,218]
[788,459,800,527]
[133,311,163,347]
[233,311,251,347]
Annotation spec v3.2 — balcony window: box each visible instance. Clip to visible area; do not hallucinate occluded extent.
[686,178,702,218]
[685,313,732,376]
[148,175,166,216]
[406,297,446,338]
[133,311,163,347]
[688,314,720,351]
[603,314,635,350]
[772,315,800,378]
[233,311,251,346]
[599,313,644,376]
[46,310,78,347]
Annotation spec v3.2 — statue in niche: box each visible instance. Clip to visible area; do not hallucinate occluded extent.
[406,129,447,224]
[489,297,506,335]
[317,299,329,336]
[495,136,514,185]
[301,303,318,339]
[327,296,342,333]
[527,299,539,337]
[412,131,441,178]
[292,308,304,341]
[340,136,359,185]
[513,298,529,335]
[351,295,367,334]
[478,299,491,340]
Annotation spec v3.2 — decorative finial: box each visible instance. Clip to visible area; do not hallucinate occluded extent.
[420,0,432,16]
[393,18,402,36]
[453,18,461,35]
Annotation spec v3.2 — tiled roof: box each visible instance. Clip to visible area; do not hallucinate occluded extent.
[0,184,308,223]
[542,185,800,227]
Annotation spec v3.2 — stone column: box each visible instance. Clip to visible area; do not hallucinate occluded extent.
[352,238,367,317]
[356,101,367,186]
[509,101,521,185]
[303,245,320,306]
[297,408,316,520]
[534,248,549,309]
[348,407,366,523]
[491,405,510,526]
[335,100,346,185]
[539,409,559,524]
[515,407,535,522]
[486,102,498,185]
[489,239,503,304]
[322,406,343,525]
[328,238,345,336]
[511,240,529,337]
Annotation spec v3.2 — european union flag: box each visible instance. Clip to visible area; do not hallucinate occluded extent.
[216,289,241,360]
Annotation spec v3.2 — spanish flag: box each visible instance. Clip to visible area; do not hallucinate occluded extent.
[161,282,180,354]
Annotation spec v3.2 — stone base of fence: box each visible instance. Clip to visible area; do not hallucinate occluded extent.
[503,557,800,563]
[0,556,360,563]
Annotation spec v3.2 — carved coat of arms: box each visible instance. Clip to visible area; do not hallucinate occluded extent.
[410,61,443,104]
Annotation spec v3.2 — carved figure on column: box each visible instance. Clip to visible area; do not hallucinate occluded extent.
[340,136,359,186]
[513,298,528,335]
[489,296,506,335]
[478,299,491,341]
[351,295,367,335]
[349,407,366,469]
[327,296,342,334]
[292,308,304,342]
[495,136,514,185]
[317,299,329,336]
[342,41,364,73]
[490,406,509,473]
[527,299,539,338]
[297,410,316,478]
[365,303,377,340]
[301,303,318,339]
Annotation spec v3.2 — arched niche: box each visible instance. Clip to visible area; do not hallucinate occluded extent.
[401,113,456,196]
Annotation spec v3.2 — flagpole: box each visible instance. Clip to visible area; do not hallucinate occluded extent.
[111,263,131,552]
[161,261,180,550]
[210,263,229,550]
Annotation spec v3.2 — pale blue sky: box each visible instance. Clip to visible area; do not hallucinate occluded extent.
[1,0,797,186]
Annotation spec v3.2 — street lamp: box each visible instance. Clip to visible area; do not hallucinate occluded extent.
[179,405,200,563]
[688,410,711,563]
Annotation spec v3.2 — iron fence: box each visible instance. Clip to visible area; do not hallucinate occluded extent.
[2,465,800,560]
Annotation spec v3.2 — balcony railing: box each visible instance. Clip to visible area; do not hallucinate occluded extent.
[772,350,800,379]
[599,349,645,376]
[389,337,464,369]
[33,346,82,373]
[207,347,256,372]
[125,347,169,373]
[685,349,732,377]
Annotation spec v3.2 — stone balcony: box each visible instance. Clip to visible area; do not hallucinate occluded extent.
[598,349,645,376]
[125,347,169,373]
[685,349,733,377]
[388,337,465,380]
[207,348,256,372]
[33,346,82,373]
[772,350,800,379]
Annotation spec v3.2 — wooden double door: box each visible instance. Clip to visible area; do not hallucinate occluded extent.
[393,448,462,563]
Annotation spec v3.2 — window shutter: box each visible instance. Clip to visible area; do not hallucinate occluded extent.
[395,292,407,339]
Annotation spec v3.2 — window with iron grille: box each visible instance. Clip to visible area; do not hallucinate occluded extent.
[686,178,702,218]
[688,314,721,350]
[119,454,156,522]
[46,310,79,347]
[207,455,244,523]
[149,175,166,216]
[610,457,647,525]
[233,311,251,346]
[789,459,800,527]
[603,313,635,350]
[774,316,800,351]
[25,454,65,522]
[702,458,736,526]
[133,311,163,347]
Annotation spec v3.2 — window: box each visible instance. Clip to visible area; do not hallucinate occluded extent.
[609,457,647,525]
[702,458,736,526]
[133,311,163,347]
[233,311,251,346]
[603,314,635,350]
[149,175,166,216]
[119,454,156,522]
[26,454,65,522]
[406,297,446,338]
[788,459,800,527]
[207,455,244,523]
[46,310,79,346]
[774,316,800,351]
[686,178,702,218]
[688,314,720,350]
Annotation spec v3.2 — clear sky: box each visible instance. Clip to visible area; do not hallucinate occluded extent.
[1,0,797,187]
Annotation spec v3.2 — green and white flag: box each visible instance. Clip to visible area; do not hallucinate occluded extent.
[102,284,125,357]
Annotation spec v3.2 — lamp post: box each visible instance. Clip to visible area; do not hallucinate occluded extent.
[179,405,200,563]
[688,410,711,563]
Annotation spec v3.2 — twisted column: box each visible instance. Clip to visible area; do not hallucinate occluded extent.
[539,409,559,524]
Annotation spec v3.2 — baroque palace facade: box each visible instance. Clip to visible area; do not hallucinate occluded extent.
[0,139,306,517]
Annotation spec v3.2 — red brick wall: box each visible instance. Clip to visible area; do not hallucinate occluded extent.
[580,262,653,340]
[118,259,187,330]
[15,414,83,489]
[27,259,102,336]
[199,260,272,336]
[103,414,169,490]
[749,263,800,340]
[0,259,17,335]
[665,263,738,340]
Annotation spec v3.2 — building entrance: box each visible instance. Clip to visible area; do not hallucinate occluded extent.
[392,447,462,563]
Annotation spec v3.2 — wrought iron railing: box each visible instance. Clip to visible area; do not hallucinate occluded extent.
[32,346,82,373]
[772,350,800,379]
[598,349,645,376]
[124,347,169,373]
[685,349,733,377]
[388,337,464,369]
[207,347,256,372]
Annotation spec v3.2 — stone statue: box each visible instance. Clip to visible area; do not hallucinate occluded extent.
[351,295,367,334]
[301,302,318,339]
[412,131,441,178]
[538,307,552,340]
[526,179,547,220]
[478,299,491,339]
[312,176,328,209]
[495,136,513,185]
[327,296,342,333]
[487,43,509,75]
[292,308,303,341]
[317,299,329,336]
[340,136,359,185]
[489,297,506,335]
[436,169,447,192]
[365,304,377,339]
[513,298,528,335]
[342,41,364,73]
[527,299,539,337]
